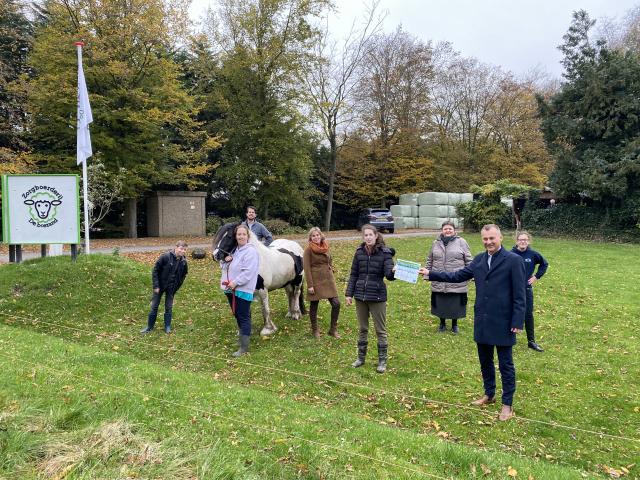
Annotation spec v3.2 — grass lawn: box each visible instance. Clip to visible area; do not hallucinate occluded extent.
[0,234,638,479]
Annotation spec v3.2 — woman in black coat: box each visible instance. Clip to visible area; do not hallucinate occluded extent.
[345,224,395,373]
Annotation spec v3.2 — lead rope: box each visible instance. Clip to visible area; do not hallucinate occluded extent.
[223,257,237,314]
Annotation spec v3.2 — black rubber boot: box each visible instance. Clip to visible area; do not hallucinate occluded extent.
[376,343,388,373]
[233,335,250,357]
[351,341,367,367]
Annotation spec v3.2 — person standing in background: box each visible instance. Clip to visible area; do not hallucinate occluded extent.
[303,227,341,339]
[425,221,473,334]
[512,231,549,352]
[141,240,188,335]
[244,206,273,246]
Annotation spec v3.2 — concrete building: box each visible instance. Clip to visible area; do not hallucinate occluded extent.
[146,191,207,237]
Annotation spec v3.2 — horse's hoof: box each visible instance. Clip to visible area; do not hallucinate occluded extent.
[260,328,276,336]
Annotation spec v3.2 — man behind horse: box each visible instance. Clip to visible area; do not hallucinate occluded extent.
[244,206,273,246]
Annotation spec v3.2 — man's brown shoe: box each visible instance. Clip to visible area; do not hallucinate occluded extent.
[499,405,514,421]
[470,395,496,406]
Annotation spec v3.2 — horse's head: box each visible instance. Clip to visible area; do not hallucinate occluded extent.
[212,221,242,261]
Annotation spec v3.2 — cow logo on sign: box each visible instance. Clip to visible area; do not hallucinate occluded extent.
[22,185,63,228]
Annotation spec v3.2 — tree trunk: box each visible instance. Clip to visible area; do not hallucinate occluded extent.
[323,135,338,232]
[125,198,137,239]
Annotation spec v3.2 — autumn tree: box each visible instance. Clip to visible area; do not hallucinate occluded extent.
[342,27,434,208]
[27,0,218,236]
[0,0,34,173]
[304,1,382,230]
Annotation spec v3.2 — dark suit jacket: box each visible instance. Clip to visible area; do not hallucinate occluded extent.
[428,247,526,346]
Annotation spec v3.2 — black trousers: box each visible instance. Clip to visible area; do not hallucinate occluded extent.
[476,343,516,406]
[225,293,252,336]
[524,287,535,342]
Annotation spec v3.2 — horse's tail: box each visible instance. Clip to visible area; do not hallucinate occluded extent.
[299,282,306,315]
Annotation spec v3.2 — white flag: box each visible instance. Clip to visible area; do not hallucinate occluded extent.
[76,44,93,165]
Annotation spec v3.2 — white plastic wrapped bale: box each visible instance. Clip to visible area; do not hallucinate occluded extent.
[394,217,407,229]
[417,191,449,205]
[418,204,449,217]
[418,216,450,229]
[390,204,413,217]
[395,217,416,229]
[452,217,463,229]
[459,193,473,203]
[411,205,419,217]
[448,205,457,217]
[448,192,461,204]
[399,193,419,206]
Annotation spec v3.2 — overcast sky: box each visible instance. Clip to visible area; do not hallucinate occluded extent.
[190,0,640,78]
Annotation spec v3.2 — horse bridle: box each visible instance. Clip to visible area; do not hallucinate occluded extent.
[213,230,235,260]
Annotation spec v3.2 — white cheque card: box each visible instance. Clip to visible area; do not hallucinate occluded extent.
[395,259,421,284]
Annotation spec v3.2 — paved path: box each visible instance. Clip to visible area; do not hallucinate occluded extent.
[1,230,438,263]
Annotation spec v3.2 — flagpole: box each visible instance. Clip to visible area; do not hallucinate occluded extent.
[75,41,91,254]
[81,143,90,254]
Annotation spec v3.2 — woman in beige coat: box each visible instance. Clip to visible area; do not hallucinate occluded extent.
[425,221,473,334]
[303,227,341,338]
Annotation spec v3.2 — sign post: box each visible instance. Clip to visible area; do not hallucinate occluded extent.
[1,175,81,259]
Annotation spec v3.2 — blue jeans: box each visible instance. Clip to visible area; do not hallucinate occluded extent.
[147,290,175,329]
[477,343,516,406]
[226,293,252,336]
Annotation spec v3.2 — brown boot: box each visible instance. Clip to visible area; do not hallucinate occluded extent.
[309,301,321,338]
[470,395,495,406]
[327,301,341,338]
[310,319,321,338]
[499,405,514,421]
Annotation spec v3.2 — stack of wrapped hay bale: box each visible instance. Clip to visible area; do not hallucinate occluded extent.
[391,192,473,230]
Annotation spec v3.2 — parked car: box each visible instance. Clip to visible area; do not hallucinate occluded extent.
[357,208,394,233]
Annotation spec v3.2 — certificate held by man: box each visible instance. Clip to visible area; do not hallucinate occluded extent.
[395,259,421,283]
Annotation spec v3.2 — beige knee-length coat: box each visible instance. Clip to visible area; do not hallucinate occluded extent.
[303,245,339,301]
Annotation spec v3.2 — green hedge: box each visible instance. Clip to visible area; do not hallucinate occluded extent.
[522,203,640,242]
[206,216,307,236]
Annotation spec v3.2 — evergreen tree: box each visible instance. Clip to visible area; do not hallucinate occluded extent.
[538,10,640,205]
[202,0,328,221]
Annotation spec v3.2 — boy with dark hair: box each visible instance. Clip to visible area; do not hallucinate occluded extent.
[141,240,188,334]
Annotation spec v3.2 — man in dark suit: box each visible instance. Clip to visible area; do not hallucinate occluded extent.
[419,224,526,421]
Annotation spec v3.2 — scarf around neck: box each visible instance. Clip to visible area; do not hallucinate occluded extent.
[440,234,457,246]
[309,240,329,254]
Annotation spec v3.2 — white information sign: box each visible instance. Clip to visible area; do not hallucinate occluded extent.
[2,175,80,245]
[395,259,421,284]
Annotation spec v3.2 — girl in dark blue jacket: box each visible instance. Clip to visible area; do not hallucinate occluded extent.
[345,225,395,373]
[511,231,549,352]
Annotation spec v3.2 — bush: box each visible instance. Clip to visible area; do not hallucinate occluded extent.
[205,216,223,236]
[456,201,511,232]
[263,219,293,236]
